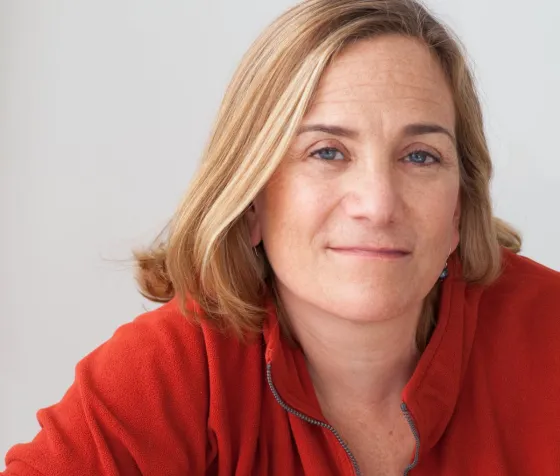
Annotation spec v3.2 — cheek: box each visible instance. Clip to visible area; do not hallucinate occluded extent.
[261,177,325,233]
[405,178,460,245]
[260,174,334,245]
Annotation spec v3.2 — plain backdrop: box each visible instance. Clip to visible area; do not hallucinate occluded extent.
[1,0,559,461]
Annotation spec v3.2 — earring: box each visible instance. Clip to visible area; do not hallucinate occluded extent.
[439,261,449,281]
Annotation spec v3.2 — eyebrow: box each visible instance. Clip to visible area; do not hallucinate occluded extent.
[297,122,456,146]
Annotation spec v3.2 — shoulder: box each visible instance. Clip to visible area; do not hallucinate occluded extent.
[3,299,261,475]
[478,248,560,318]
[474,249,560,368]
[70,299,216,423]
[88,298,265,399]
[85,299,208,378]
[88,297,260,380]
[500,248,559,286]
[450,252,560,455]
[463,250,560,435]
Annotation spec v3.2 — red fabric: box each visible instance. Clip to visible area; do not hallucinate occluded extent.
[3,248,560,475]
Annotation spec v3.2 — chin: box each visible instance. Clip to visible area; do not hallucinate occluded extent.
[318,289,415,323]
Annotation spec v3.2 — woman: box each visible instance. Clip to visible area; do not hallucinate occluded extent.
[4,0,560,475]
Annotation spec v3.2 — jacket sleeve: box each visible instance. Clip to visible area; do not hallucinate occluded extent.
[2,306,210,476]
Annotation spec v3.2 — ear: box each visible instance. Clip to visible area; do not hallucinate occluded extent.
[245,201,262,247]
[450,194,461,254]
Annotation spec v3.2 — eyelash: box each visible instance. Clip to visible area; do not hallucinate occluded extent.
[309,146,442,166]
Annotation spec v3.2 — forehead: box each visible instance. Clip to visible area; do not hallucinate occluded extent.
[306,35,455,128]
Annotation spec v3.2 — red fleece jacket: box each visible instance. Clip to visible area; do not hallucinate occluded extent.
[3,249,560,475]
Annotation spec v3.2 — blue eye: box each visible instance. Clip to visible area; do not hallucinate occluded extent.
[405,150,440,166]
[311,147,345,161]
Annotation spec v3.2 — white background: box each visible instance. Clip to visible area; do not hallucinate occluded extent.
[1,0,559,462]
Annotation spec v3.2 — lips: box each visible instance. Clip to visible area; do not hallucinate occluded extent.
[327,246,412,258]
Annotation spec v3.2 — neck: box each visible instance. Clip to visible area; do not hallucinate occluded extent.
[282,294,422,408]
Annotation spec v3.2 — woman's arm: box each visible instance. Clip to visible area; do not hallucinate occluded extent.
[2,305,210,475]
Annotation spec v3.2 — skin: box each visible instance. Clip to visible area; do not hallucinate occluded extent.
[246,34,461,474]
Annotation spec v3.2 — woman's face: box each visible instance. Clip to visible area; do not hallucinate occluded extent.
[250,35,461,323]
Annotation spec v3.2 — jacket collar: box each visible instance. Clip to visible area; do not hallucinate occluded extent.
[262,252,485,455]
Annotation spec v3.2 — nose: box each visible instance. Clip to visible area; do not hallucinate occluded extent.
[342,162,401,225]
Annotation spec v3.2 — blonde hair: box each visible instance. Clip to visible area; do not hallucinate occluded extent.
[134,0,521,350]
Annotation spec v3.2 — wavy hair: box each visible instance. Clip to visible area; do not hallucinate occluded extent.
[134,0,521,350]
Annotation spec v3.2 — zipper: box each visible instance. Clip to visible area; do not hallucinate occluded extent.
[266,362,422,476]
[266,362,363,475]
[400,402,420,475]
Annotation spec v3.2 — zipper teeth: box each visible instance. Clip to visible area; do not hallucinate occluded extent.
[400,402,421,475]
[266,363,363,476]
